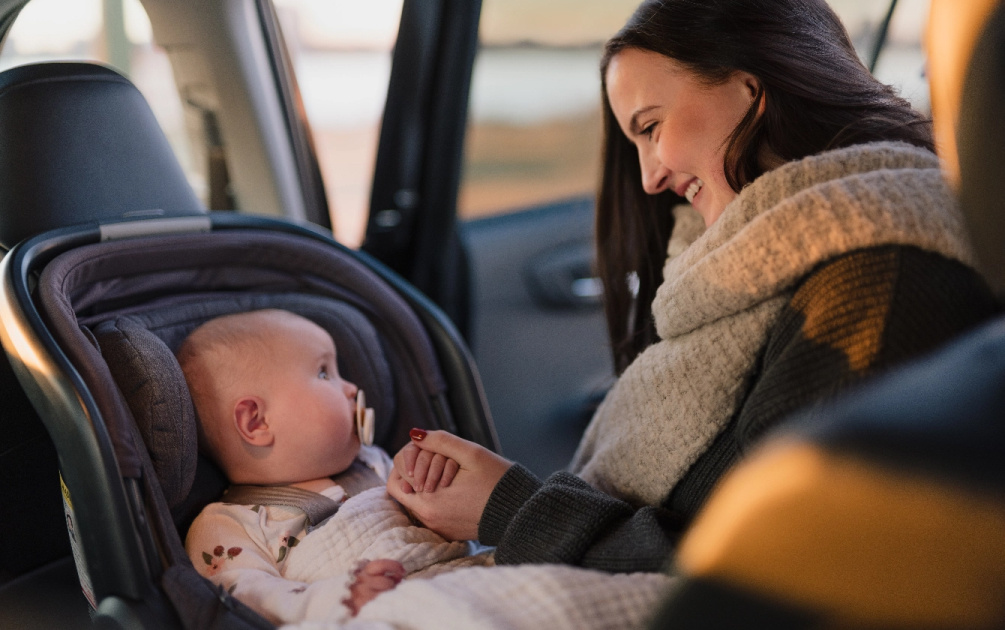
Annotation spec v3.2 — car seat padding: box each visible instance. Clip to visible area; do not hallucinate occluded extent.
[93,317,198,508]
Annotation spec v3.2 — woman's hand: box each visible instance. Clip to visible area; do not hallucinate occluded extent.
[393,435,460,494]
[386,430,513,541]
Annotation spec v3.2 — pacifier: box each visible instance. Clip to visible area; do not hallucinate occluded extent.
[355,389,375,446]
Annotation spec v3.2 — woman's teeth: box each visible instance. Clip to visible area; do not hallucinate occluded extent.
[684,179,703,204]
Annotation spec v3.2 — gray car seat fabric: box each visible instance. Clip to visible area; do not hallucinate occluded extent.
[35,228,458,539]
[94,316,199,509]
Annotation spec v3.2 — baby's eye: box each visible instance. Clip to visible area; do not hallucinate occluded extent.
[318,366,330,380]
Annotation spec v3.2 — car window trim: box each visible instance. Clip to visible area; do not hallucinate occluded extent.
[256,0,331,229]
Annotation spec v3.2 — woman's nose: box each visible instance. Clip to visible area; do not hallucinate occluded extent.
[639,151,670,195]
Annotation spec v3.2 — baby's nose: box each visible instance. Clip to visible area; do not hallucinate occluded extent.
[345,381,359,398]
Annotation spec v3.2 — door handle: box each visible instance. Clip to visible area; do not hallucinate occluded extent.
[525,241,602,308]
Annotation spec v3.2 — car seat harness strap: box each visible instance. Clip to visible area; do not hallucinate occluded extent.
[222,459,384,528]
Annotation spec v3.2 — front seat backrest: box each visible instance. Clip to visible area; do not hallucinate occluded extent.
[0,62,205,249]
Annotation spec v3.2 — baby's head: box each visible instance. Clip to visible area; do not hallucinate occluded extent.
[177,309,361,485]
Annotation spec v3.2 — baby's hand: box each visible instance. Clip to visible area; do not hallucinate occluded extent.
[344,559,405,616]
[392,438,459,493]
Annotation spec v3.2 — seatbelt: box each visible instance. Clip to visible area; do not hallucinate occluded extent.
[222,459,384,528]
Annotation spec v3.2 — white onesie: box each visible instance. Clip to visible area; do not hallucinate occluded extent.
[185,445,481,625]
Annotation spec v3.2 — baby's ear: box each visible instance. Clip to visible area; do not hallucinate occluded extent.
[234,397,273,446]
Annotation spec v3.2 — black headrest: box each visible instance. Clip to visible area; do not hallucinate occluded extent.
[0,62,205,249]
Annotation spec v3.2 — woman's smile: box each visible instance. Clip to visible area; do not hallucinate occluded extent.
[605,47,760,226]
[683,178,703,204]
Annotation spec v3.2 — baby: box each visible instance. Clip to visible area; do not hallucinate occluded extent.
[178,309,467,624]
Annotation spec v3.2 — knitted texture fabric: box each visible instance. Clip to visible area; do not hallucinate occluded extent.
[570,142,975,506]
[664,245,999,518]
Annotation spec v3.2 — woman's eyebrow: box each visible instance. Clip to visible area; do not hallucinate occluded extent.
[629,106,659,135]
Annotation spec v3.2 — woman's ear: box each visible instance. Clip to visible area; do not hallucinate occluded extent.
[738,71,766,116]
[234,397,273,447]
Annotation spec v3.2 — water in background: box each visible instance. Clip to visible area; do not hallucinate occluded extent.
[295,44,927,130]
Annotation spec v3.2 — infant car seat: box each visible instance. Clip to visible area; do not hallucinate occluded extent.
[0,63,497,629]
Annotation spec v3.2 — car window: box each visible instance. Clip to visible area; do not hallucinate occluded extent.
[0,0,201,203]
[829,0,931,112]
[457,0,640,220]
[458,0,931,221]
[273,0,403,248]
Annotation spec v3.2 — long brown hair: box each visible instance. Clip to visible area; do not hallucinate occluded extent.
[597,0,934,374]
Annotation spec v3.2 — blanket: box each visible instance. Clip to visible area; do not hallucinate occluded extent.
[296,565,672,630]
[189,486,671,628]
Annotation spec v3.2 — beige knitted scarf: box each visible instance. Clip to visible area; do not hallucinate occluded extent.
[570,142,976,507]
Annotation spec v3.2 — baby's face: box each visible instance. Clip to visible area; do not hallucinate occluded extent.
[261,316,361,479]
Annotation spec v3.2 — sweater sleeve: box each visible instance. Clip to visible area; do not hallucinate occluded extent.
[479,464,687,572]
[735,245,998,444]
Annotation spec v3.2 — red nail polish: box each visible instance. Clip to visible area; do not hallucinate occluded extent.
[409,428,427,441]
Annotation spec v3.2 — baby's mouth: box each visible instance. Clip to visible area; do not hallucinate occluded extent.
[684,178,704,204]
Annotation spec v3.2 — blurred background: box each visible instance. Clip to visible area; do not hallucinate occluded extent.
[0,0,932,248]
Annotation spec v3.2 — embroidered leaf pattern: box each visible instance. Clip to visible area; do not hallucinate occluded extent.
[277,546,288,563]
[228,584,237,595]
[202,552,213,565]
[288,536,300,548]
[251,505,261,513]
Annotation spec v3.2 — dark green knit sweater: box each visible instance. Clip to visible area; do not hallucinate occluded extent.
[477,245,998,573]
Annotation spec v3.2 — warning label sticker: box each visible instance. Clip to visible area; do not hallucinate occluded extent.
[60,473,96,610]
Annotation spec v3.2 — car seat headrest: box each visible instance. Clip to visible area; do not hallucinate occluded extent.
[0,62,205,249]
[93,318,199,508]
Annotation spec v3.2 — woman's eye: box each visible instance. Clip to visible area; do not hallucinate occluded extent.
[640,123,656,139]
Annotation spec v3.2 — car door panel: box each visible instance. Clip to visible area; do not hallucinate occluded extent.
[462,197,613,476]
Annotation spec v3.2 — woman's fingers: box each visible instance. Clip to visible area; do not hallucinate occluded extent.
[386,440,513,541]
[407,429,482,464]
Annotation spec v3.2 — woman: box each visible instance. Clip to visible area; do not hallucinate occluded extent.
[387,0,999,573]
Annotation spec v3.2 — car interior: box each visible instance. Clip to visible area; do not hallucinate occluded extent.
[0,0,994,628]
[0,56,501,628]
